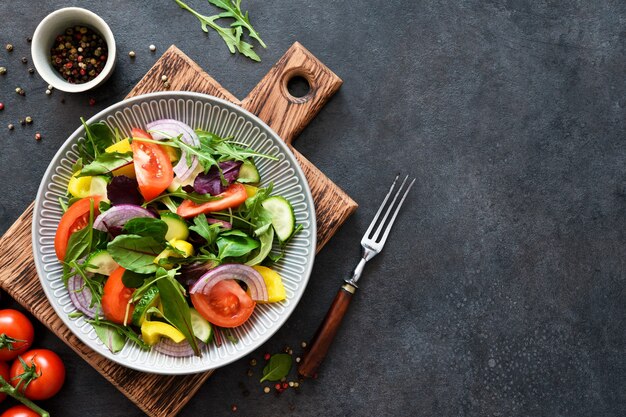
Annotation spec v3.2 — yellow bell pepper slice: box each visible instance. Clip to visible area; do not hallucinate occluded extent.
[141,320,186,345]
[243,184,258,198]
[67,171,93,198]
[105,138,136,178]
[154,239,195,269]
[252,265,286,303]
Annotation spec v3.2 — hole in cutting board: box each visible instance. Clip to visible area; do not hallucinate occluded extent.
[286,75,311,98]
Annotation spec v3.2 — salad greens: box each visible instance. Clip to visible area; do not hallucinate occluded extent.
[260,353,292,382]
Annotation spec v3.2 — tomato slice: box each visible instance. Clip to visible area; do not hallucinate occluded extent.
[101,267,135,325]
[177,183,248,218]
[190,280,256,328]
[131,128,173,202]
[54,196,101,261]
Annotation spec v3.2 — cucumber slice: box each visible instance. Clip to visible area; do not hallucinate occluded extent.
[85,250,118,275]
[237,159,260,184]
[262,196,296,242]
[190,308,213,343]
[161,212,189,241]
[131,286,160,327]
[89,176,110,202]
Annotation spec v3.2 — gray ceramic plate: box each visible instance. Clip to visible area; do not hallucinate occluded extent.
[32,91,316,375]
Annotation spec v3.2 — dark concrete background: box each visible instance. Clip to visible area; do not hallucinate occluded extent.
[1,1,625,416]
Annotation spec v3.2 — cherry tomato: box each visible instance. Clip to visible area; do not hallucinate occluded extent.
[177,183,248,218]
[54,196,101,261]
[10,349,65,400]
[101,267,135,325]
[191,280,255,327]
[0,361,9,403]
[0,310,34,361]
[0,405,40,417]
[131,128,173,202]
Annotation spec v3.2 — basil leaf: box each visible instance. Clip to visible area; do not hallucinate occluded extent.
[189,214,221,245]
[156,275,200,355]
[107,235,165,274]
[123,218,168,242]
[122,270,149,288]
[260,353,292,382]
[216,230,259,259]
[92,322,127,353]
[77,152,133,177]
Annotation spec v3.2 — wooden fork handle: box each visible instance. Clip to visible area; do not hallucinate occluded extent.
[298,283,357,378]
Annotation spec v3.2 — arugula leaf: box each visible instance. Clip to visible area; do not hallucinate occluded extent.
[209,0,266,48]
[157,275,201,355]
[216,229,260,259]
[144,187,220,206]
[79,118,116,161]
[72,158,84,175]
[76,152,133,177]
[123,218,169,242]
[130,267,175,303]
[189,214,221,245]
[260,353,292,382]
[121,270,149,288]
[107,235,165,274]
[174,0,262,61]
[92,321,127,353]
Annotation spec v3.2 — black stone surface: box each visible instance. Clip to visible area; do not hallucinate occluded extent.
[1,1,625,416]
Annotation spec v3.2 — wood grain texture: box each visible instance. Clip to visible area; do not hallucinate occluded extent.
[0,44,357,417]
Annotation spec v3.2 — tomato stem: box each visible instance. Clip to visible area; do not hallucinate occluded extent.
[0,375,50,417]
[0,333,26,351]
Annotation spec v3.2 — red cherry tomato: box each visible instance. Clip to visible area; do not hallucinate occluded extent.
[0,361,9,403]
[0,310,34,361]
[10,349,65,400]
[54,196,101,261]
[191,280,256,328]
[101,267,135,325]
[177,183,248,218]
[0,405,40,417]
[131,128,173,202]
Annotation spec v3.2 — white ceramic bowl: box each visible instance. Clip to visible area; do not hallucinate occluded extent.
[32,7,116,93]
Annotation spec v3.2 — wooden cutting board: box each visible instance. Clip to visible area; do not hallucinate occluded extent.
[0,43,356,417]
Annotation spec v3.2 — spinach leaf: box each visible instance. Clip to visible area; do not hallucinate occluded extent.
[216,229,260,259]
[260,353,292,382]
[80,118,116,161]
[76,152,133,177]
[156,274,200,355]
[244,227,273,266]
[91,322,127,353]
[107,235,165,274]
[123,218,168,242]
[122,270,149,288]
[189,214,221,245]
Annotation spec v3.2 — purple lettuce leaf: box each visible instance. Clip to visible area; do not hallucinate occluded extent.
[107,175,143,206]
[193,161,242,196]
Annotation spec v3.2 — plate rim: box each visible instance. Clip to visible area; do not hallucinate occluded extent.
[32,91,317,375]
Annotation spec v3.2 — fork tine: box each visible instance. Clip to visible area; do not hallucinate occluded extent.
[370,175,409,241]
[363,174,400,240]
[377,177,415,246]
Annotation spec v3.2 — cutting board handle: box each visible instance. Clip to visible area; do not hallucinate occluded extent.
[242,42,343,146]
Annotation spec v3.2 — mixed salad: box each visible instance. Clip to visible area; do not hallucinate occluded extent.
[55,118,299,357]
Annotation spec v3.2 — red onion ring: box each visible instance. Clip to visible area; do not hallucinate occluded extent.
[153,337,206,357]
[207,218,232,229]
[93,204,156,232]
[147,119,200,181]
[67,275,101,319]
[189,264,268,302]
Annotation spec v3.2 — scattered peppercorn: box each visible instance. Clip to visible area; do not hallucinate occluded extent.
[274,383,281,390]
[263,387,270,394]
[25,116,33,124]
[295,357,301,363]
[163,81,170,89]
[28,67,35,74]
[47,84,54,90]
[0,67,6,75]
[51,26,107,84]
[161,74,168,81]
[288,381,294,387]
[5,44,13,52]
[282,382,289,389]
[15,87,25,96]
[0,103,4,111]
[19,119,25,126]
[26,36,32,43]
[264,353,270,361]
[35,132,42,141]
[246,369,253,377]
[21,57,27,64]
[301,341,307,348]
[129,51,136,58]
[89,98,96,106]
[45,89,52,95]
[231,404,237,412]
[7,124,14,130]
[149,44,156,52]
[249,359,257,366]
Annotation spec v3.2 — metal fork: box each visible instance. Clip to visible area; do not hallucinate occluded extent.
[298,174,415,377]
